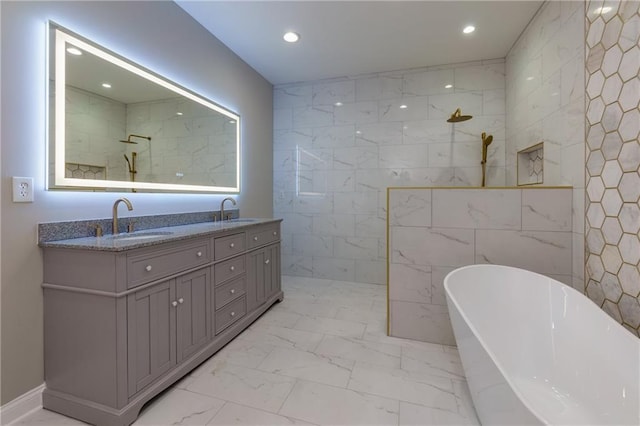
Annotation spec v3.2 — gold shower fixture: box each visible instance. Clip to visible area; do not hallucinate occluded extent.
[447,108,473,123]
[481,132,493,187]
[119,134,152,144]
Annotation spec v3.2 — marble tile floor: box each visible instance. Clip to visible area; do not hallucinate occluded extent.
[14,276,479,426]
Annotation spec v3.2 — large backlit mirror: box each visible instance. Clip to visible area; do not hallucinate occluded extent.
[48,23,240,193]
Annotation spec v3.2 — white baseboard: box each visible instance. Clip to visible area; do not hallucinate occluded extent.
[0,384,45,425]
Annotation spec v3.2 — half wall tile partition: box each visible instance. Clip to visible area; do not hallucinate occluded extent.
[387,187,573,345]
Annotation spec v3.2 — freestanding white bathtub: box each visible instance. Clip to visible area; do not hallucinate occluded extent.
[445,264,640,425]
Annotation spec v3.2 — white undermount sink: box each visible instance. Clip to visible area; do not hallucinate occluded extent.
[106,231,174,241]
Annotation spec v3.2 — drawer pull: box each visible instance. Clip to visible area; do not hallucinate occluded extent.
[265,259,270,265]
[172,301,178,307]
[145,265,152,272]
[253,236,259,241]
[196,251,202,257]
[273,231,277,236]
[178,298,184,304]
[230,243,235,248]
[230,289,236,294]
[230,265,235,271]
[230,311,235,317]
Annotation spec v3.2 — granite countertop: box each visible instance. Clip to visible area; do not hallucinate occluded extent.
[39,218,281,252]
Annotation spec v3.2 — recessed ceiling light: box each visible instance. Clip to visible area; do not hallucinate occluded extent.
[229,120,236,124]
[66,47,82,56]
[399,104,408,109]
[445,84,453,89]
[594,6,612,14]
[101,83,112,88]
[356,130,362,135]
[176,112,183,116]
[463,25,475,34]
[283,32,300,43]
[526,76,534,81]
[334,102,343,107]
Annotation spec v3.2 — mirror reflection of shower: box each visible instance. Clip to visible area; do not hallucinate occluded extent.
[119,135,152,190]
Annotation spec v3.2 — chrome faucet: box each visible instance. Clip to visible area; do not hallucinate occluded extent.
[112,198,133,234]
[220,197,236,221]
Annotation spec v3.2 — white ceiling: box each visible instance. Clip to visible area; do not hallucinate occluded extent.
[176,0,543,86]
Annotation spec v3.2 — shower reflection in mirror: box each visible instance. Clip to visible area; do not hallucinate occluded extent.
[48,22,240,193]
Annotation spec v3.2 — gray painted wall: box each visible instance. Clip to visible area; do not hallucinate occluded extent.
[1,1,273,404]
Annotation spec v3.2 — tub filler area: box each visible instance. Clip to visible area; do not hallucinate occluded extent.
[387,186,574,345]
[445,265,640,425]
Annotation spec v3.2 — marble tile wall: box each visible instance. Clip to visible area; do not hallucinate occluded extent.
[505,1,586,292]
[584,1,640,336]
[65,86,127,179]
[126,98,237,187]
[274,60,507,284]
[64,86,236,187]
[388,187,573,344]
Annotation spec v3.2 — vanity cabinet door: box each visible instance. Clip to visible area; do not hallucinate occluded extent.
[246,248,266,312]
[176,268,211,362]
[246,243,280,311]
[127,280,176,397]
[264,243,281,300]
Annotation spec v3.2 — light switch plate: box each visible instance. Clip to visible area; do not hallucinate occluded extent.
[12,177,34,202]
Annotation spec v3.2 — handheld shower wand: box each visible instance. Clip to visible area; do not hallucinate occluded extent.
[481,132,493,187]
[124,153,137,182]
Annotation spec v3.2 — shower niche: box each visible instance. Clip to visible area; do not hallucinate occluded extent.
[517,142,544,186]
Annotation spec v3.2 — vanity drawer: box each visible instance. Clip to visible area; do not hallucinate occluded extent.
[247,225,280,249]
[215,295,246,334]
[214,233,245,260]
[127,240,210,288]
[214,255,245,285]
[215,276,246,309]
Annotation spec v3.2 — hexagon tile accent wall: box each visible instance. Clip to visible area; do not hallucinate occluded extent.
[585,1,640,337]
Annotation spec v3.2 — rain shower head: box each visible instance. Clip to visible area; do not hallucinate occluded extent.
[447,108,473,123]
[119,134,152,144]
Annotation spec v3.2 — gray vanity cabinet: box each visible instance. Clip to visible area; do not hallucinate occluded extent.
[127,279,176,396]
[127,267,211,397]
[247,243,281,311]
[175,268,211,361]
[41,220,283,426]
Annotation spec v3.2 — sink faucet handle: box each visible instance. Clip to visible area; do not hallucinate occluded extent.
[93,224,103,237]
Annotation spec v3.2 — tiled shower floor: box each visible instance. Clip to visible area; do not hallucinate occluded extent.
[15,276,479,425]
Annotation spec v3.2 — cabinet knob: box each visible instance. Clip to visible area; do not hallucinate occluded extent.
[230,265,235,271]
[145,265,152,272]
[230,289,236,294]
[265,259,270,264]
[230,243,235,248]
[172,301,178,307]
[196,251,202,257]
[253,236,258,241]
[273,231,277,236]
[178,298,184,304]
[230,311,235,317]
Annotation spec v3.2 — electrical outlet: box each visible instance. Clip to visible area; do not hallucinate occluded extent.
[12,177,34,202]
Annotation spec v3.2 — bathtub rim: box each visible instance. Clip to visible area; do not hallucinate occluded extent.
[444,264,564,425]
[445,264,640,425]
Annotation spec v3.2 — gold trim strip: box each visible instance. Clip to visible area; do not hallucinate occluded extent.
[386,187,390,336]
[386,186,572,190]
